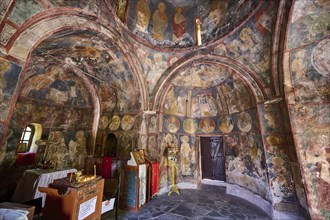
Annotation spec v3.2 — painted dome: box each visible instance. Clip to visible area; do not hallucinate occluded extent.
[110,0,260,48]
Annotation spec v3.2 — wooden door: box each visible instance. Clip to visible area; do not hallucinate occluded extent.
[200,137,225,181]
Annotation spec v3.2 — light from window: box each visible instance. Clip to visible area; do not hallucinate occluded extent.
[20,125,34,149]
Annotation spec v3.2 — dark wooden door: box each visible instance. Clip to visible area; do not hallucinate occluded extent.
[201,137,225,181]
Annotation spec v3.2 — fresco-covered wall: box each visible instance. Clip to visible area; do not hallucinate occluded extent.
[213,1,279,97]
[284,0,330,219]
[0,55,22,171]
[155,68,270,200]
[9,62,93,170]
[259,101,307,214]
[0,0,318,218]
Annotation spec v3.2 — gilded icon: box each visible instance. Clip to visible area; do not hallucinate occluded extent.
[109,115,121,131]
[121,115,135,131]
[183,118,197,134]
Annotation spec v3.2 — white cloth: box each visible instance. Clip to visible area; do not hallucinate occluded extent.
[138,164,147,207]
[0,208,28,220]
[12,168,77,207]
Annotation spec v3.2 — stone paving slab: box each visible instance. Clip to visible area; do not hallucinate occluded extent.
[101,184,271,220]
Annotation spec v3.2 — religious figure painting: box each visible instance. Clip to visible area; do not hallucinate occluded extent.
[166,116,180,133]
[152,2,168,41]
[136,0,151,33]
[311,39,329,78]
[218,115,234,133]
[180,135,192,176]
[109,115,121,131]
[121,115,135,131]
[199,118,215,133]
[118,133,133,160]
[172,7,186,41]
[68,130,87,169]
[237,111,252,132]
[98,115,109,130]
[183,118,197,134]
[116,0,128,23]
[149,115,157,133]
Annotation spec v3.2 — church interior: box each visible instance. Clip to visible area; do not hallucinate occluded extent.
[0,0,329,219]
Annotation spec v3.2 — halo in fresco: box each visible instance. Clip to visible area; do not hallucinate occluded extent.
[166,116,180,133]
[183,118,198,134]
[199,118,215,133]
[311,38,330,77]
[121,115,135,131]
[237,112,252,132]
[98,115,109,130]
[266,135,281,146]
[218,116,234,133]
[109,115,121,131]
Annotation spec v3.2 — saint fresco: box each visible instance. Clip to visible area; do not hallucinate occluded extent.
[121,115,135,131]
[183,118,197,134]
[199,118,215,133]
[237,112,252,132]
[166,116,180,133]
[218,116,234,133]
[109,115,121,131]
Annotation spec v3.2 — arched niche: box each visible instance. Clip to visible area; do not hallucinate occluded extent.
[154,58,269,201]
[103,133,118,157]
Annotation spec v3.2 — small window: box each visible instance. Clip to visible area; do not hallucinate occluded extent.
[19,125,35,151]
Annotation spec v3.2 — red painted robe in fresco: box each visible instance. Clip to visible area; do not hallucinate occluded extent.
[172,14,185,39]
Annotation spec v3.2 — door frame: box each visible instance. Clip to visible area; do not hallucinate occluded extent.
[197,135,226,183]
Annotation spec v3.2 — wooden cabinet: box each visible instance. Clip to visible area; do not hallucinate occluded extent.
[121,164,149,211]
[39,176,104,220]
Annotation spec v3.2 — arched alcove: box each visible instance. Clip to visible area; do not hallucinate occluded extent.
[103,133,118,157]
[153,59,270,201]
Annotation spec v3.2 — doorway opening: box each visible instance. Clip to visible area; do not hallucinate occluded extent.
[200,136,226,182]
[104,133,117,157]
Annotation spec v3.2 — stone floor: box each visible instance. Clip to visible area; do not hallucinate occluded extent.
[101,184,271,220]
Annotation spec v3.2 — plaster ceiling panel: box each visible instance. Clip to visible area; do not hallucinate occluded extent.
[113,0,259,48]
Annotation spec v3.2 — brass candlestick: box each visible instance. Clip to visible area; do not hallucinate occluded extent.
[168,145,180,196]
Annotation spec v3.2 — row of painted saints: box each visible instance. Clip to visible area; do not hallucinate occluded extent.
[97,111,252,134]
[98,114,158,133]
[117,1,198,42]
[166,111,253,134]
[136,1,186,41]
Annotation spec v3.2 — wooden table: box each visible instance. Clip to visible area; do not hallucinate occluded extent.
[12,168,77,207]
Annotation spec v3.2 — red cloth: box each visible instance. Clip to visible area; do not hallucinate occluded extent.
[151,162,159,197]
[16,152,35,166]
[102,157,112,179]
